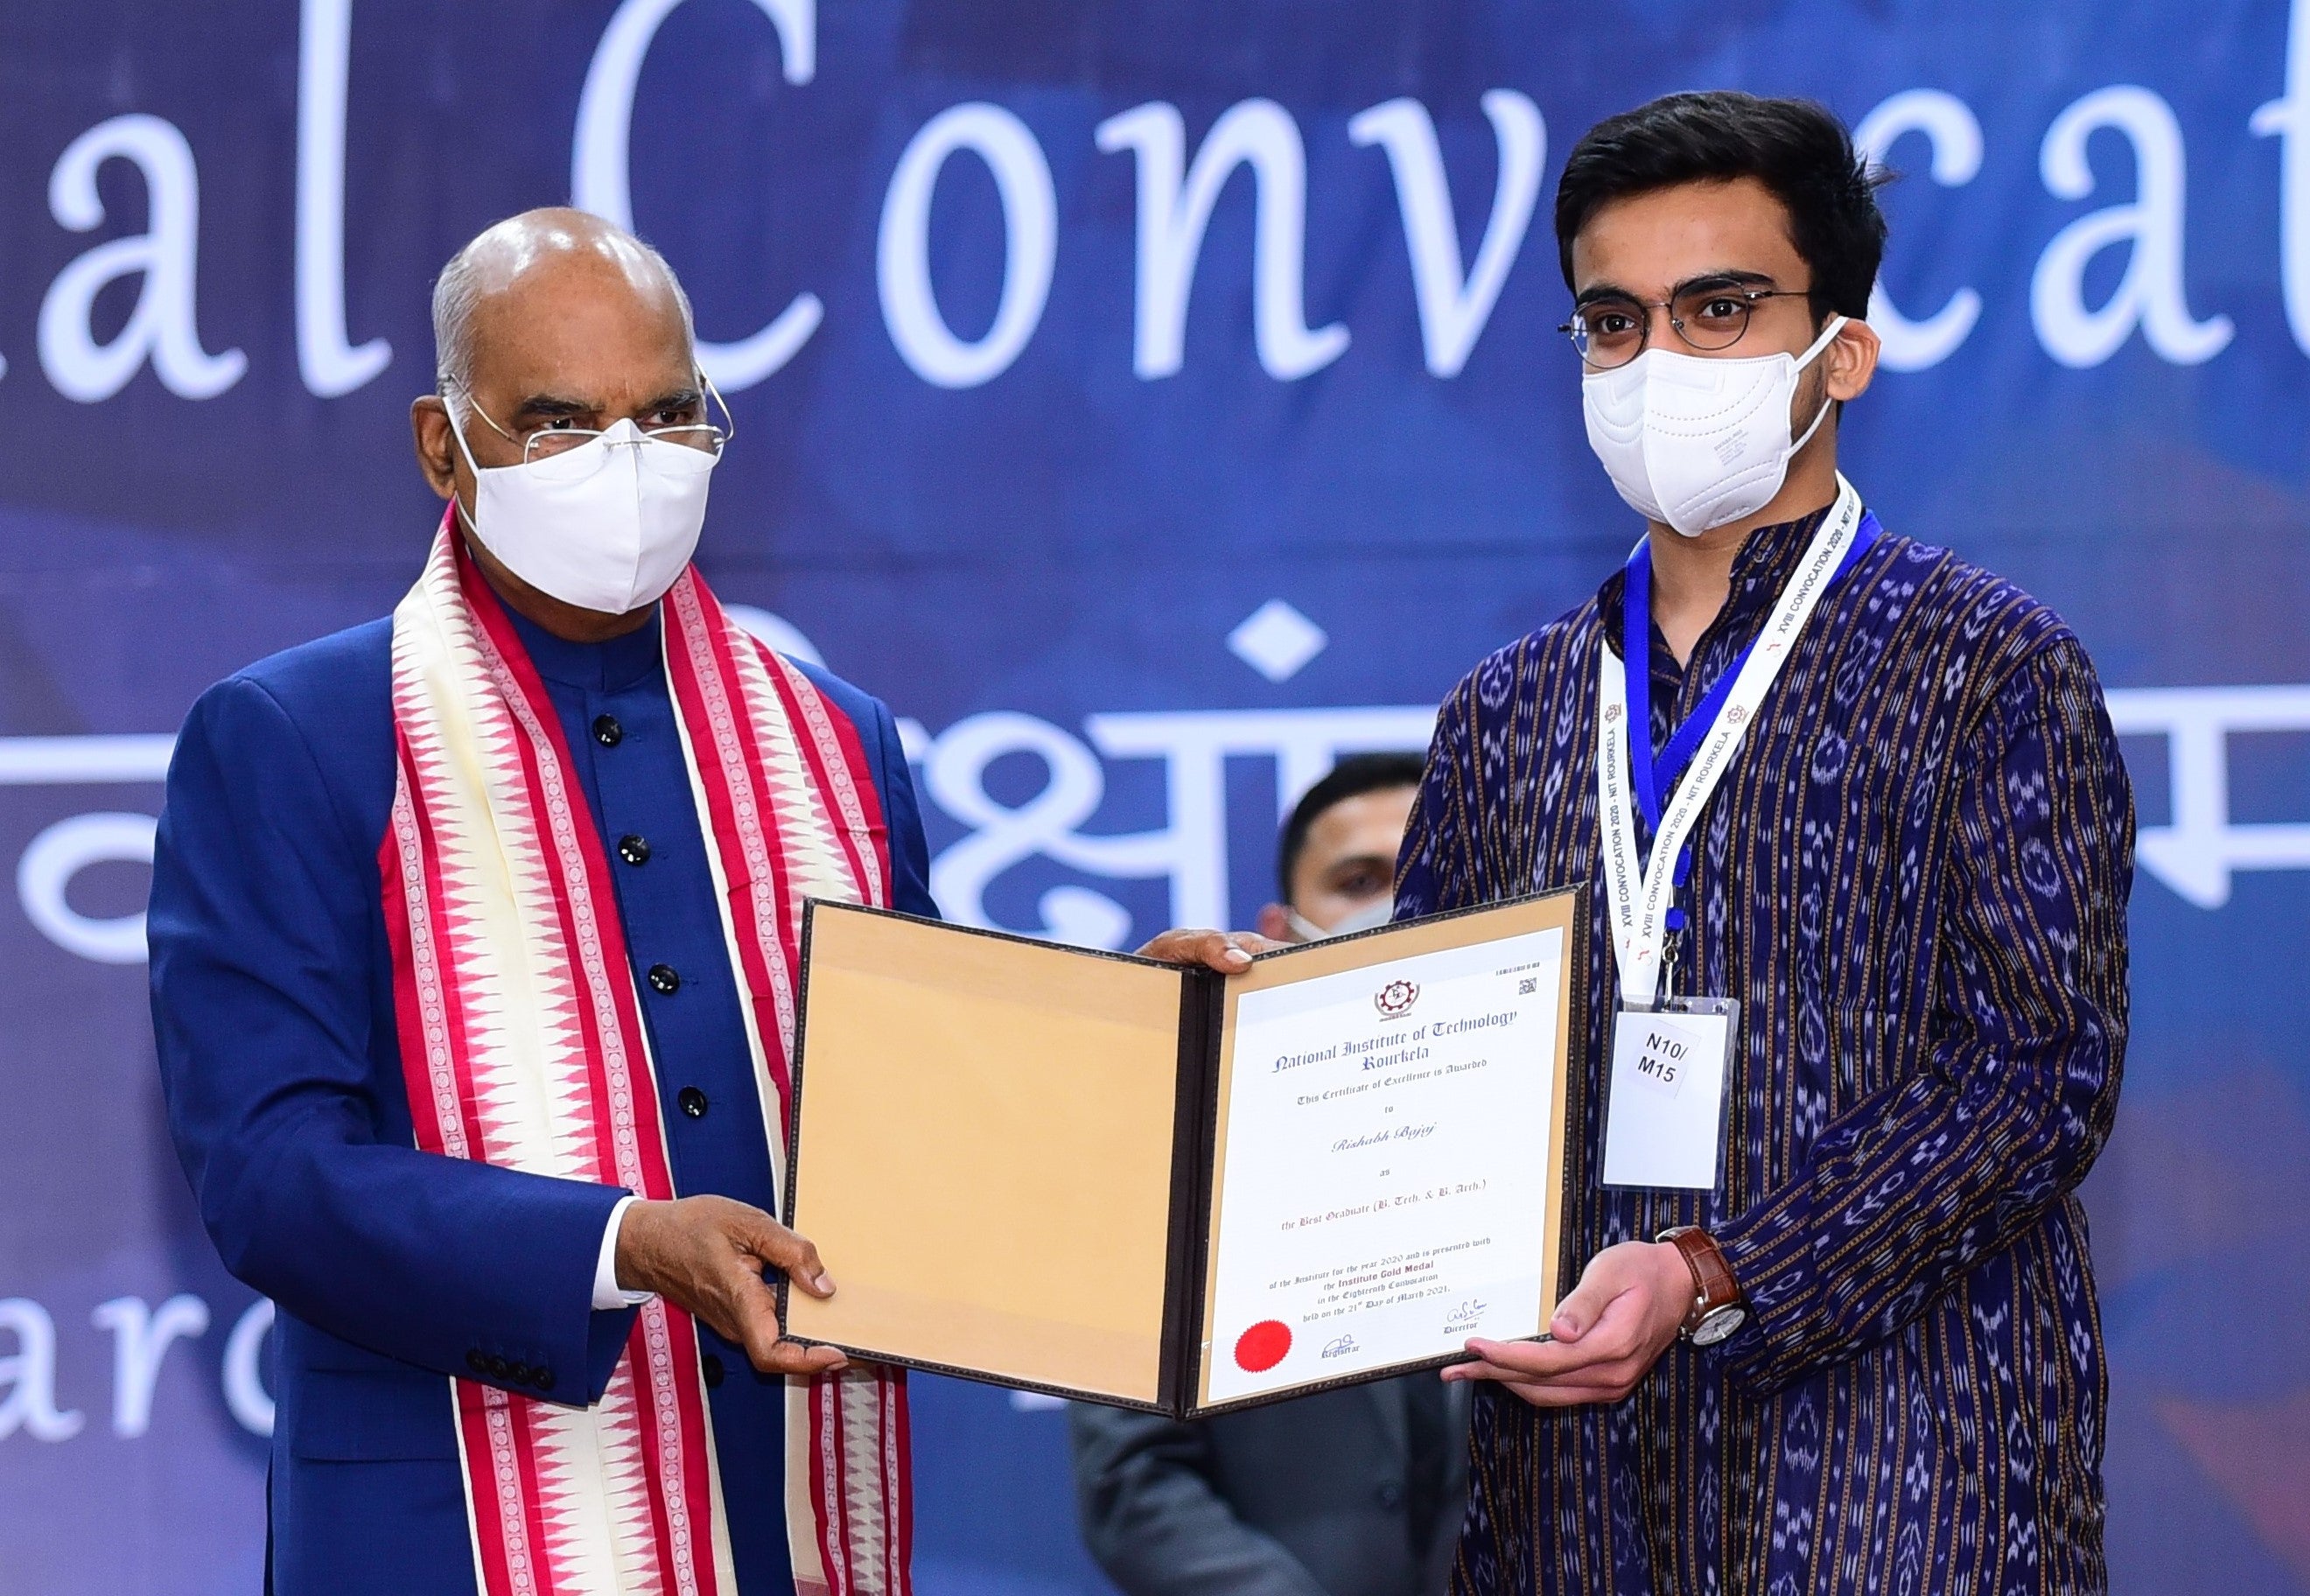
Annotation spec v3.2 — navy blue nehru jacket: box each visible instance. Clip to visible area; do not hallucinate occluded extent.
[149,602,934,1596]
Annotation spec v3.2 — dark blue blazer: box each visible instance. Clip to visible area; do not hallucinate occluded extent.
[149,610,934,1596]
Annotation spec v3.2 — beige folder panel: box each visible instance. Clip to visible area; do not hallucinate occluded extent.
[786,906,1185,1404]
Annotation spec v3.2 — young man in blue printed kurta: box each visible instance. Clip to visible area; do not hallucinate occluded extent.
[150,211,920,1595]
[1407,97,2133,1594]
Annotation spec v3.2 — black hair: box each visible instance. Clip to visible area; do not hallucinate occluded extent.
[1554,92,1889,321]
[1277,752,1427,902]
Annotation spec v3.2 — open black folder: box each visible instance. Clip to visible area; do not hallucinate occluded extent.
[780,888,1586,1418]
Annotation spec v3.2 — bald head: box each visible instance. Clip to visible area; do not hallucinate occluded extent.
[411,209,724,641]
[430,207,696,410]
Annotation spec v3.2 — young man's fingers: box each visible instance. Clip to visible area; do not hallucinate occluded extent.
[1549,1251,1639,1340]
[1452,1335,1621,1381]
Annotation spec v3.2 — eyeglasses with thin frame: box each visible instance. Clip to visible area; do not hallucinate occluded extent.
[450,371,736,465]
[1558,283,1813,369]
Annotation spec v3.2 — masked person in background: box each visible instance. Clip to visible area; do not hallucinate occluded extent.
[1256,752,1429,945]
[145,207,1250,1596]
[1397,95,2133,1593]
[1070,750,1470,1596]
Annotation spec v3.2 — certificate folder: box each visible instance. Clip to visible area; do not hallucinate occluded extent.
[780,888,1586,1418]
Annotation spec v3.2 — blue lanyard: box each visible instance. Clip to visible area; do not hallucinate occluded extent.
[1621,509,1883,837]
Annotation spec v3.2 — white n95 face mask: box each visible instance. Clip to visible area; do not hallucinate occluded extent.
[1286,898,1397,942]
[445,403,720,616]
[1581,314,1846,538]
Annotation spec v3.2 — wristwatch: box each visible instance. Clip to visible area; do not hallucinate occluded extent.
[1657,1226,1746,1346]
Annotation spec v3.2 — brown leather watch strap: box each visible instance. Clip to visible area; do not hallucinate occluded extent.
[1659,1226,1742,1331]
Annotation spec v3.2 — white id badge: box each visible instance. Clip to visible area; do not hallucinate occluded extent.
[1600,997,1737,1190]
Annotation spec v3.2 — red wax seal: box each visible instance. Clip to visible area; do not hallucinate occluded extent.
[1235,1320,1292,1373]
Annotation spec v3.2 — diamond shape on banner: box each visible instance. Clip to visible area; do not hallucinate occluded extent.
[1227,600,1328,682]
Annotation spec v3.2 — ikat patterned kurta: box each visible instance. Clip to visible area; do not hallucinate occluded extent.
[1396,504,2134,1596]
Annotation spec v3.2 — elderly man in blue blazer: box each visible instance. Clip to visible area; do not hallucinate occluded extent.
[149,209,930,1596]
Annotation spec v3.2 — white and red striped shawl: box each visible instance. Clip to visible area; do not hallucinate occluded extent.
[379,521,911,1596]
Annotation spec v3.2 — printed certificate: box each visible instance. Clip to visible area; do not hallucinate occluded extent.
[1198,926,1567,1404]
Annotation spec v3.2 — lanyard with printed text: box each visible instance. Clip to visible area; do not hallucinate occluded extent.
[1594,475,1880,1008]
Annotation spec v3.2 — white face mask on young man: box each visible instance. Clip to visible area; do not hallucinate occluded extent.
[444,391,723,616]
[1580,314,1846,538]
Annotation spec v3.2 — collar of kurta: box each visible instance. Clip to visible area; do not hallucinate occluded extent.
[501,601,667,692]
[1596,499,1839,686]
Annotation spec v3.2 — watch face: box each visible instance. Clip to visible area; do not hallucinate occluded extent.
[1691,1306,1746,1347]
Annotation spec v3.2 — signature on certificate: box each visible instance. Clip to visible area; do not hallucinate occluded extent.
[1322,1334,1359,1359]
[1443,1298,1488,1334]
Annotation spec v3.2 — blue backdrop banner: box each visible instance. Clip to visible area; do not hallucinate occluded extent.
[2,1,2307,1591]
